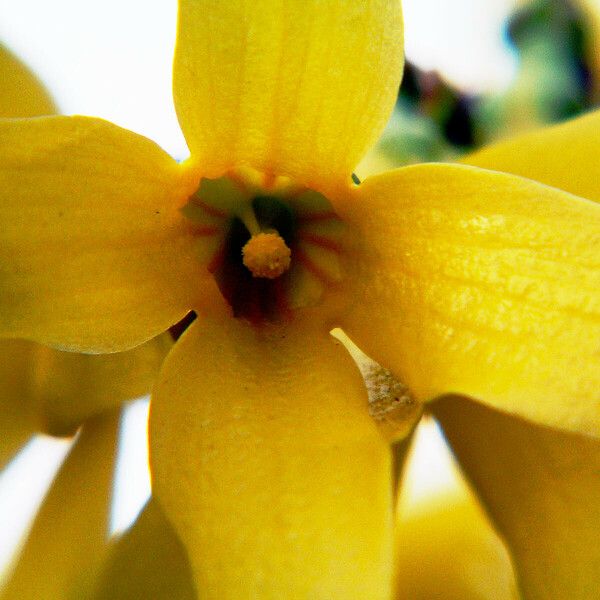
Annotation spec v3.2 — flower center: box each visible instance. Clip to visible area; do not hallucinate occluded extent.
[182,167,346,323]
[242,232,291,279]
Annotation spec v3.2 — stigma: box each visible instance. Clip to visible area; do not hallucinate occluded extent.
[242,232,291,279]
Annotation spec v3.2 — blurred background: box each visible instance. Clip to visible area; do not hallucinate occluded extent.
[1,0,599,588]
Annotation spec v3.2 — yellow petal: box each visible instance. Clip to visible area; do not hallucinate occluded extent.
[0,335,171,438]
[90,499,196,600]
[394,419,518,600]
[0,116,206,352]
[396,492,519,600]
[150,317,393,599]
[463,109,600,203]
[174,0,403,190]
[0,43,56,118]
[0,340,36,469]
[335,164,600,435]
[0,410,120,600]
[435,395,600,600]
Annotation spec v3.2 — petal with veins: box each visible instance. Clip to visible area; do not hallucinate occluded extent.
[150,317,394,599]
[336,163,600,435]
[173,0,403,191]
[0,116,207,353]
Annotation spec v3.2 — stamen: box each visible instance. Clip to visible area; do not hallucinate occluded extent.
[242,232,292,279]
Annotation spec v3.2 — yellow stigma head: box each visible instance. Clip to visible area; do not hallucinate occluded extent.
[242,232,292,279]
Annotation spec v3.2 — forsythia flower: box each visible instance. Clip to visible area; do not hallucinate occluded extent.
[0,43,55,118]
[0,2,599,599]
[0,43,171,466]
[0,43,177,599]
[394,420,519,600]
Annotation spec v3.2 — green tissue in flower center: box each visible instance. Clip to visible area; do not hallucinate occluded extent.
[182,167,347,323]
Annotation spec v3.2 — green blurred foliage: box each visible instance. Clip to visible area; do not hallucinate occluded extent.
[475,0,593,143]
[367,0,598,171]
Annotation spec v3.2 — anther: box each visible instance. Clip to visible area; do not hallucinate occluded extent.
[242,232,292,279]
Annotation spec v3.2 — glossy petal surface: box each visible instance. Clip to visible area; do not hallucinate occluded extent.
[0,335,171,438]
[0,116,205,352]
[336,164,600,435]
[0,410,120,600]
[90,499,196,600]
[464,109,600,202]
[174,0,403,189]
[0,43,55,118]
[150,317,393,599]
[435,396,600,600]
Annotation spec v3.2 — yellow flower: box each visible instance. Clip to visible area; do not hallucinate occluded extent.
[0,43,176,599]
[0,40,173,454]
[0,43,55,119]
[394,418,519,600]
[0,42,170,468]
[0,2,599,598]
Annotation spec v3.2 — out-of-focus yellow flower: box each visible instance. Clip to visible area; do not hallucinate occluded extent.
[0,44,175,600]
[89,499,196,600]
[394,419,519,600]
[0,44,171,467]
[0,1,599,598]
[0,43,55,118]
